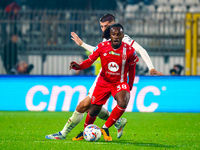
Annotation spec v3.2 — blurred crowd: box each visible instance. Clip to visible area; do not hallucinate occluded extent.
[0,0,191,75]
[1,1,34,75]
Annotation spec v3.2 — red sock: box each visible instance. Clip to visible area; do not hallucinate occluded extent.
[105,105,126,128]
[84,112,97,128]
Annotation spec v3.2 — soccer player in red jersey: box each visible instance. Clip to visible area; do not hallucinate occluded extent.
[45,14,163,141]
[70,23,139,141]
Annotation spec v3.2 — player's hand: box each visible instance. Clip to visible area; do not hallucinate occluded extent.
[71,32,83,46]
[150,69,163,76]
[70,61,80,70]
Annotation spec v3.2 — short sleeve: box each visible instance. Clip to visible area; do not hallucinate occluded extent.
[89,44,101,62]
[123,34,134,46]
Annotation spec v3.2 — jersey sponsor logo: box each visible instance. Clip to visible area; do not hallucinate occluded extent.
[106,71,120,75]
[109,51,120,56]
[93,46,98,52]
[108,62,119,72]
[103,53,107,56]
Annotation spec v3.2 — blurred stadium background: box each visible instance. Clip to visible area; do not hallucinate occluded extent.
[0,0,200,75]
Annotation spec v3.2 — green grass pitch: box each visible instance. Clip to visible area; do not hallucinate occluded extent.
[0,111,199,150]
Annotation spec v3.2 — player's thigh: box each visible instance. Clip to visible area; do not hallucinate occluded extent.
[76,95,91,113]
[115,90,130,108]
[112,82,130,108]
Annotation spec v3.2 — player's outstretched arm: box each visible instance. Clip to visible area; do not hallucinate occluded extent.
[149,68,163,76]
[132,41,163,76]
[70,59,94,70]
[71,32,95,53]
[70,61,80,70]
[71,32,83,46]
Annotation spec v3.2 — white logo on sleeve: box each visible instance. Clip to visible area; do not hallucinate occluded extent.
[108,62,119,72]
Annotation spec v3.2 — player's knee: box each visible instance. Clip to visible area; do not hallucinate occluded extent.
[117,102,127,108]
[89,109,99,116]
[89,105,101,116]
[117,97,129,108]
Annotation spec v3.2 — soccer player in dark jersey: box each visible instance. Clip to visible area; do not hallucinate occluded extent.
[70,23,139,141]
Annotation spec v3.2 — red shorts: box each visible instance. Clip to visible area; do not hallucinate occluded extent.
[91,77,130,105]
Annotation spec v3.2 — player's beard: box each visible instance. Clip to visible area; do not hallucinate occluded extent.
[112,41,121,49]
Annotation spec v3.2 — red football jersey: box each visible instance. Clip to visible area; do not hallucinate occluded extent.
[89,41,139,83]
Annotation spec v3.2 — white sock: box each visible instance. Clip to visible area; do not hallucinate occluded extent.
[60,110,84,137]
[97,107,111,120]
[102,124,108,128]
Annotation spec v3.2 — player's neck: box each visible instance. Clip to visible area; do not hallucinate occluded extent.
[111,43,122,50]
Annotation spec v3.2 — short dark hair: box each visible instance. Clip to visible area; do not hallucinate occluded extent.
[102,23,124,40]
[99,13,115,23]
[109,23,124,31]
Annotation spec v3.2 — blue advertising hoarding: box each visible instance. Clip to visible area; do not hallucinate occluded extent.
[0,75,199,112]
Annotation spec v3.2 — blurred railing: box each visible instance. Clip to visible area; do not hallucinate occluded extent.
[0,9,185,75]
